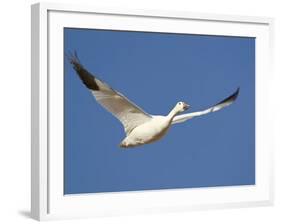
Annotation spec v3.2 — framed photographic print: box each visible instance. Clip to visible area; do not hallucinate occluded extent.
[31,2,274,221]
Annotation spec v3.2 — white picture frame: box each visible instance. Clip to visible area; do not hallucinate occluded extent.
[31,2,274,221]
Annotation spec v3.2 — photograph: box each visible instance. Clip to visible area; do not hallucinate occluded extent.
[64,28,255,195]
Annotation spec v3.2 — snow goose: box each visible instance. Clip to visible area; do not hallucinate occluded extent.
[67,52,239,148]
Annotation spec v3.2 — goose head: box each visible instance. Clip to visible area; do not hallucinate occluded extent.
[175,101,190,113]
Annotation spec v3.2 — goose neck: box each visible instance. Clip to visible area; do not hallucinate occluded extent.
[167,107,179,120]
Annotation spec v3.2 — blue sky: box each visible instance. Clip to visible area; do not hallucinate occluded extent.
[64,28,255,194]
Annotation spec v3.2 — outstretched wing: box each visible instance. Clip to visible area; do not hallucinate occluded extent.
[172,88,240,125]
[67,52,152,135]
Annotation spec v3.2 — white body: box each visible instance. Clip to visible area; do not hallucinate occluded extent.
[120,116,171,147]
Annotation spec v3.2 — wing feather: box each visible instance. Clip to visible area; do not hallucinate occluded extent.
[67,52,152,135]
[172,88,240,124]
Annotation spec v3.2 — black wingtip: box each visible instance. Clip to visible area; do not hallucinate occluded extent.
[65,50,81,69]
[66,51,100,91]
[215,87,240,106]
[233,87,240,101]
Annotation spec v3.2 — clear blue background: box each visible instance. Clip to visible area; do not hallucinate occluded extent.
[64,28,255,194]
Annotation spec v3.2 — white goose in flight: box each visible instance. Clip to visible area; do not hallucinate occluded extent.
[68,53,239,148]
